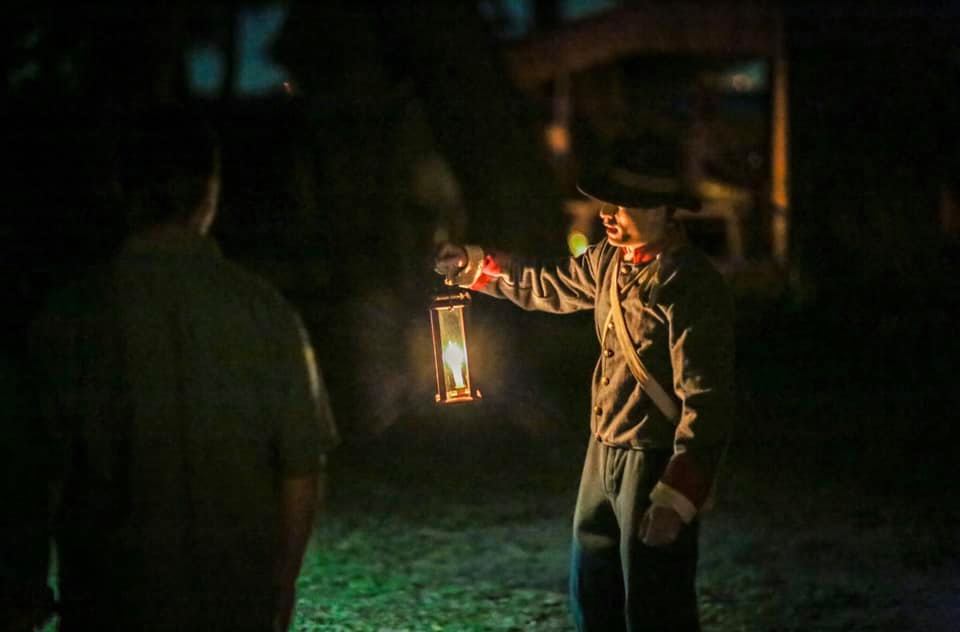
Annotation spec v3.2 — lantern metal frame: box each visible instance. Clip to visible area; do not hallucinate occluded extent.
[429,290,481,404]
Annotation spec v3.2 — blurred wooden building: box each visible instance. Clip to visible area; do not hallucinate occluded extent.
[498,1,790,264]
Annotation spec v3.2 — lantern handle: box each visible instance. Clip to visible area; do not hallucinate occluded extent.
[431,290,471,307]
[431,272,472,305]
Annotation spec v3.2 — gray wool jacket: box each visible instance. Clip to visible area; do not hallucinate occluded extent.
[453,230,734,520]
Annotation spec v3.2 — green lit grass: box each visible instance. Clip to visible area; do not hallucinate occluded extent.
[293,446,575,631]
[291,421,957,631]
[41,307,960,631]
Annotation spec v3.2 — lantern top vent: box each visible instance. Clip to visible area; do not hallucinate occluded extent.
[431,291,471,308]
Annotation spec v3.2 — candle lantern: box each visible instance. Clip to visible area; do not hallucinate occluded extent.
[429,290,482,404]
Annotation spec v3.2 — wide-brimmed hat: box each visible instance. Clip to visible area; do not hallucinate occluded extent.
[576,135,701,212]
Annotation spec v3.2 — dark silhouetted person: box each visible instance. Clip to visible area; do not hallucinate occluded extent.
[1,352,55,631]
[26,106,339,632]
[435,139,734,632]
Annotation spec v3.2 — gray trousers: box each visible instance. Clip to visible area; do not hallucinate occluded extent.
[570,438,700,632]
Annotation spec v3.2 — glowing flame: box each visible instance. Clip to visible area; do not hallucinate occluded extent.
[545,122,571,155]
[442,340,466,389]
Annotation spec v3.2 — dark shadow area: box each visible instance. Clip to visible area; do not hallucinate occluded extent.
[3,1,959,630]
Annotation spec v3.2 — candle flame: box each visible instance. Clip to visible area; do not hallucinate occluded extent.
[442,340,466,389]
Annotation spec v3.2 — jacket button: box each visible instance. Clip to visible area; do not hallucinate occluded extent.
[607,321,614,329]
[603,349,614,357]
[601,376,610,386]
[594,406,603,416]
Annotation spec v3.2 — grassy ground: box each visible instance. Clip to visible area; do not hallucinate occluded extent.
[34,297,959,631]
[294,425,958,631]
[291,304,960,631]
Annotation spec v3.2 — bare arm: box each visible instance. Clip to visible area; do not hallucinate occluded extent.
[270,302,339,630]
[273,474,318,632]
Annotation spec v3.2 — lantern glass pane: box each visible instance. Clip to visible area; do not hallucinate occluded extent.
[437,306,471,399]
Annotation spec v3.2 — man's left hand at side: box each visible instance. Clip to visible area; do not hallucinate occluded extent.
[639,504,684,547]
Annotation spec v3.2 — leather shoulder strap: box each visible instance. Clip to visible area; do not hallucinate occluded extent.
[607,257,680,424]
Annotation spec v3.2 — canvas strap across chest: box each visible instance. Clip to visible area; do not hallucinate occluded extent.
[601,256,681,424]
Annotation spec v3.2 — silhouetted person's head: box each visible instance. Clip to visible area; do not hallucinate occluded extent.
[117,105,220,235]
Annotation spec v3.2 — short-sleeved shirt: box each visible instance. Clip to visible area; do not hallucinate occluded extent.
[30,229,338,631]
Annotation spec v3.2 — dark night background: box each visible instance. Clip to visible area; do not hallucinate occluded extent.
[2,1,959,630]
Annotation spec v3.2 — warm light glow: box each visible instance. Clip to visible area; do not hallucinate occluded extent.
[443,340,466,389]
[545,123,571,156]
[430,292,479,404]
[567,231,589,256]
[771,24,790,264]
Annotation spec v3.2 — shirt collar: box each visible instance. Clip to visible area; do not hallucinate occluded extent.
[621,242,663,265]
[619,222,688,265]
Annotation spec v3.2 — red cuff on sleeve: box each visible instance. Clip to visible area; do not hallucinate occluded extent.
[469,254,501,291]
[660,452,712,509]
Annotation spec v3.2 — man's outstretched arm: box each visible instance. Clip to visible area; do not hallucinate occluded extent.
[435,242,602,313]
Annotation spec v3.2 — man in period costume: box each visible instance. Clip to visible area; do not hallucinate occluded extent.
[435,139,734,631]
